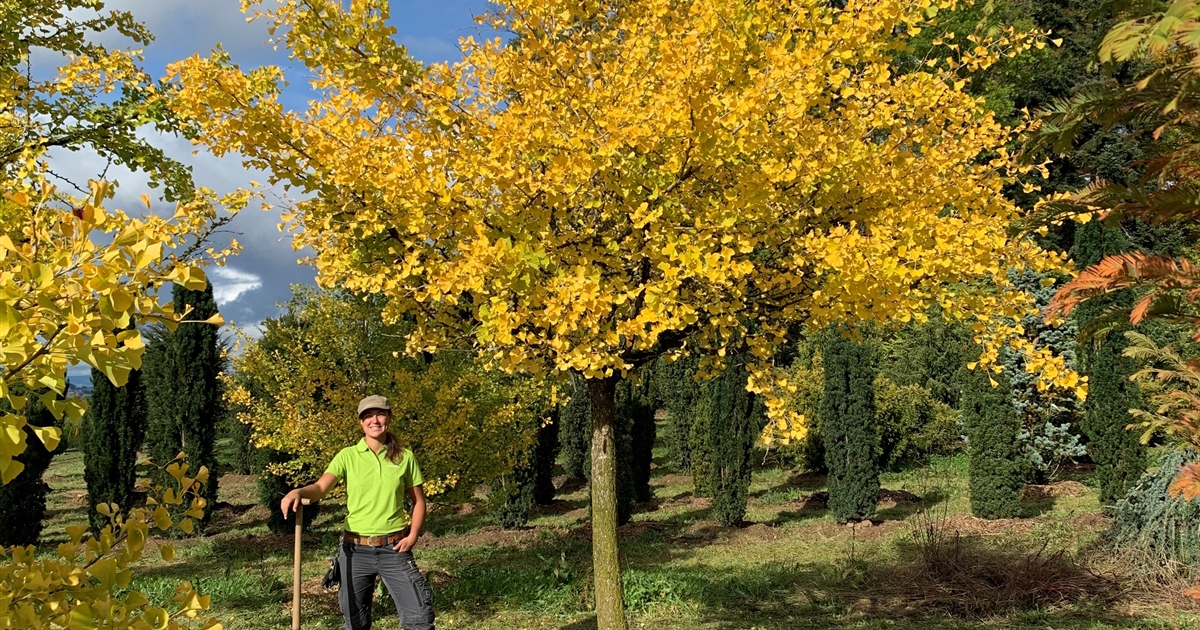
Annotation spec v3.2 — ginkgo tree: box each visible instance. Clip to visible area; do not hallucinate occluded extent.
[172,0,1081,627]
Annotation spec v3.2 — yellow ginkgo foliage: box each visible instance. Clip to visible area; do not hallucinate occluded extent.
[1,2,247,627]
[171,1,1079,627]
[0,170,247,484]
[0,454,222,630]
[225,286,549,502]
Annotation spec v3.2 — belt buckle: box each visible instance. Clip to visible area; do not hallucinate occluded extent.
[367,535,386,547]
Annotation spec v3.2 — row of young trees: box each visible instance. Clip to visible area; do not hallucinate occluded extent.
[168,1,1145,624]
[0,281,226,546]
[6,1,1195,629]
[0,0,240,624]
[80,284,224,534]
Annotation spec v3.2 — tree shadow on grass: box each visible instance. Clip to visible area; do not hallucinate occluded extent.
[1020,496,1059,518]
[749,471,828,500]
[422,511,1142,630]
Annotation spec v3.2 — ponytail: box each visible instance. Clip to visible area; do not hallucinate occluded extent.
[383,431,404,464]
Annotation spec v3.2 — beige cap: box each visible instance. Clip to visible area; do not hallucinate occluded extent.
[357,395,391,417]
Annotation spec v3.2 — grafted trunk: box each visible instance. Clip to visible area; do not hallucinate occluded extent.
[589,376,627,630]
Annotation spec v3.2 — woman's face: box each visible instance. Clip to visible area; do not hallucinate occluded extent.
[359,408,390,440]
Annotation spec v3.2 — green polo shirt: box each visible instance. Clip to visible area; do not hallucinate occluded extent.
[325,439,424,536]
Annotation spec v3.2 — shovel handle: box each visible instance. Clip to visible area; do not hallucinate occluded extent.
[292,498,311,630]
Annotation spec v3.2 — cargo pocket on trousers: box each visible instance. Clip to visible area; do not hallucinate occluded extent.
[406,558,435,614]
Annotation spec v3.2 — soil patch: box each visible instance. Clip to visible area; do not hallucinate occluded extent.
[299,576,341,617]
[795,491,827,511]
[554,476,587,495]
[879,489,923,508]
[792,488,922,512]
[421,525,545,550]
[531,499,586,517]
[673,520,783,544]
[657,495,710,512]
[652,474,692,488]
[1022,481,1088,501]
[806,518,906,542]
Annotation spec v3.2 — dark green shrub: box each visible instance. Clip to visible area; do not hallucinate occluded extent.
[704,362,760,526]
[144,283,226,528]
[533,407,560,505]
[559,383,590,480]
[879,307,972,408]
[961,369,1024,519]
[84,361,148,533]
[688,392,713,498]
[1108,448,1200,570]
[491,456,537,529]
[1080,332,1147,506]
[1072,220,1149,505]
[654,356,701,472]
[221,410,263,475]
[0,391,65,546]
[875,375,960,470]
[619,380,656,504]
[820,329,880,523]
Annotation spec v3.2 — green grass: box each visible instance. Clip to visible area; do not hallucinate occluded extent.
[31,442,1198,630]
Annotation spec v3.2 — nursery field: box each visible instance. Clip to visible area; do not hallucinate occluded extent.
[39,441,1199,630]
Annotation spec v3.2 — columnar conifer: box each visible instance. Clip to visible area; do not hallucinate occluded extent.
[620,380,656,504]
[84,356,148,533]
[534,407,561,505]
[144,283,224,525]
[704,362,759,527]
[654,356,701,473]
[559,385,591,480]
[1073,221,1148,505]
[961,368,1024,518]
[0,390,63,546]
[820,330,880,523]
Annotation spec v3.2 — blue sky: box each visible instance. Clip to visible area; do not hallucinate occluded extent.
[58,0,495,384]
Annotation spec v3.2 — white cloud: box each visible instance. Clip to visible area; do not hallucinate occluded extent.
[209,266,263,306]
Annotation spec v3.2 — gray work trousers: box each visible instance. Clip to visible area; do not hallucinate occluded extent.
[337,542,435,630]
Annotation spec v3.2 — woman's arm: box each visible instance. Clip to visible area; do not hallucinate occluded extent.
[281,472,337,519]
[394,483,427,552]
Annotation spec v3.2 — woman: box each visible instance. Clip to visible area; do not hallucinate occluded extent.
[281,395,435,630]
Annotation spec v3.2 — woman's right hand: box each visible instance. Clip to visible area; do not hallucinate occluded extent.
[280,489,302,519]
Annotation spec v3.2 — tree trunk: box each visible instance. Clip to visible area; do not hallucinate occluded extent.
[589,376,627,630]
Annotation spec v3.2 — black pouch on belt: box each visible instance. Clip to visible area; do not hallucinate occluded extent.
[321,554,340,589]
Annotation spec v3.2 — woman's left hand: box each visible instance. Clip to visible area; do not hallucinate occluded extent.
[393,533,418,552]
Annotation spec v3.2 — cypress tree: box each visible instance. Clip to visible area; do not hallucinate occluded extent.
[619,379,656,504]
[820,329,880,523]
[1082,334,1147,505]
[0,389,65,546]
[613,406,636,526]
[143,323,177,462]
[533,407,561,505]
[143,282,224,526]
[688,392,714,498]
[1073,220,1148,506]
[654,356,701,472]
[559,383,591,479]
[961,368,1024,519]
[83,358,148,534]
[704,362,759,527]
